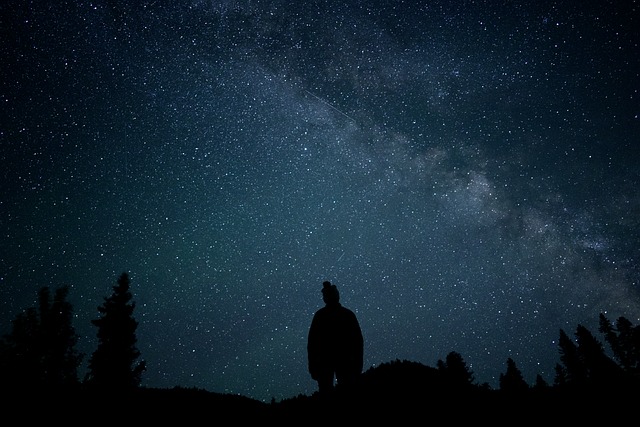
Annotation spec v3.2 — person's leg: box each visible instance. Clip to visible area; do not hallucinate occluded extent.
[335,370,358,391]
[317,373,334,394]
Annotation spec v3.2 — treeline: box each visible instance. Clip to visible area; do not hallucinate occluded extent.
[0,272,145,394]
[1,271,639,401]
[493,311,640,392]
[429,311,640,393]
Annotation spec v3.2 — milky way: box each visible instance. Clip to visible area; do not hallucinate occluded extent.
[1,0,639,402]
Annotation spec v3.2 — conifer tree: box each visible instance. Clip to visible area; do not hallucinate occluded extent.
[557,328,587,385]
[553,363,567,386]
[42,286,83,387]
[0,306,41,388]
[437,351,475,389]
[599,313,640,373]
[85,272,146,390]
[0,285,82,390]
[575,323,622,384]
[498,357,528,392]
[533,373,548,390]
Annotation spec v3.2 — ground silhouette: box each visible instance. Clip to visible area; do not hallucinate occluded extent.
[2,280,639,422]
[9,358,636,423]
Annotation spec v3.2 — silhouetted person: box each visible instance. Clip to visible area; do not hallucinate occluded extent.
[307,281,364,395]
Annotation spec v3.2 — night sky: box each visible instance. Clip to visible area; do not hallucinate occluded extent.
[1,0,639,402]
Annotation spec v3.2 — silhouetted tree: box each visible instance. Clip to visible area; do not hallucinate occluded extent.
[599,313,640,373]
[0,306,40,389]
[0,285,82,390]
[599,314,619,357]
[42,286,83,387]
[533,374,548,390]
[436,351,474,389]
[499,357,528,392]
[557,322,627,388]
[85,272,145,391]
[553,363,567,386]
[557,328,588,386]
[575,323,622,385]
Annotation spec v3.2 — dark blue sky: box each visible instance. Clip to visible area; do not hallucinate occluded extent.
[1,0,639,402]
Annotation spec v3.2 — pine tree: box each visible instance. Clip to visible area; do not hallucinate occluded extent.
[557,328,587,385]
[533,373,548,390]
[553,363,567,386]
[599,313,640,373]
[498,357,529,392]
[615,316,640,373]
[598,314,619,360]
[0,306,41,389]
[42,286,83,387]
[575,324,622,384]
[437,351,475,389]
[85,272,146,391]
[0,285,82,390]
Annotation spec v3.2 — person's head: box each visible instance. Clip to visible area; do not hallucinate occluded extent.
[322,281,340,304]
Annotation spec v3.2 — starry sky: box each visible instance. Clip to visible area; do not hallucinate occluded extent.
[1,0,639,402]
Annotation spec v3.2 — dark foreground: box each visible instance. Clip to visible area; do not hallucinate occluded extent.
[16,383,636,424]
[10,360,639,423]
